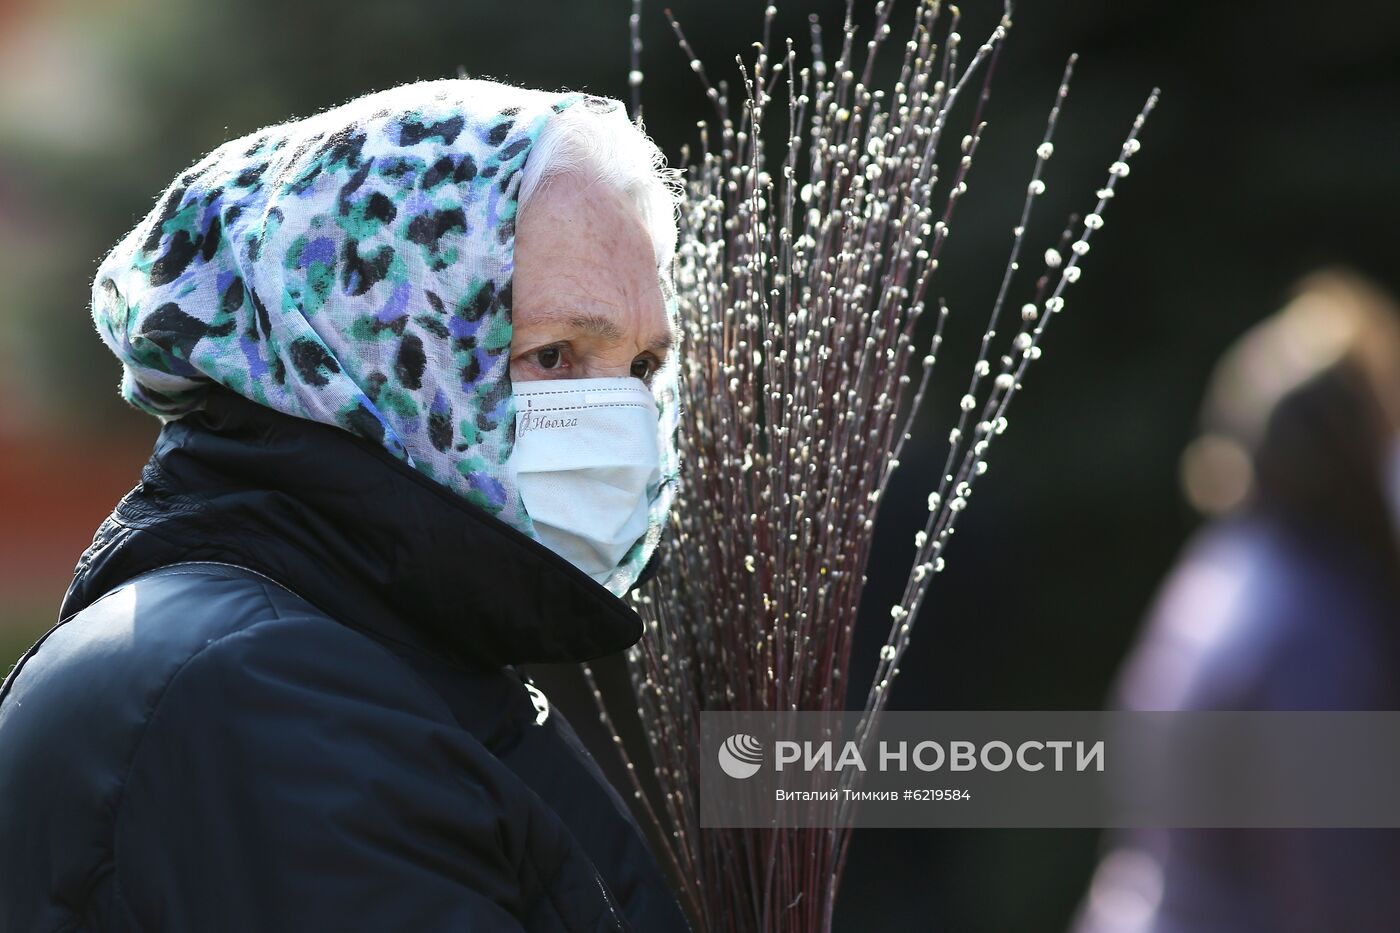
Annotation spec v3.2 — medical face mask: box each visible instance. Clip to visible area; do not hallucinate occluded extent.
[508,376,663,589]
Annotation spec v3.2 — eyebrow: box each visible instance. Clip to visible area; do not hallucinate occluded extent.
[536,307,675,354]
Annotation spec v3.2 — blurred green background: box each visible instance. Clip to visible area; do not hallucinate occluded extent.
[1,0,1398,929]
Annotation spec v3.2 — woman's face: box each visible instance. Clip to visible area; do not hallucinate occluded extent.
[511,173,673,385]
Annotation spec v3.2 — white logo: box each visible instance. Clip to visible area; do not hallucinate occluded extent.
[718,733,764,779]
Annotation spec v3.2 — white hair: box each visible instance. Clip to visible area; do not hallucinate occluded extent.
[517,101,683,271]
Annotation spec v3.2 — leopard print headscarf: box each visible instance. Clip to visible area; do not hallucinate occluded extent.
[91,78,680,597]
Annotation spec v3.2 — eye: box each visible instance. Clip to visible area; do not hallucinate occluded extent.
[535,346,563,370]
[631,356,656,382]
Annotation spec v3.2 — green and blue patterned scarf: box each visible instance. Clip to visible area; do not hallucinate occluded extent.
[91,79,680,596]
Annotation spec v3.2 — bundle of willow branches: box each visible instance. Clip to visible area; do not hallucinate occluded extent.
[587,2,1157,929]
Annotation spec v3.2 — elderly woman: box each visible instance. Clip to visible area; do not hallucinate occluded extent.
[0,80,690,931]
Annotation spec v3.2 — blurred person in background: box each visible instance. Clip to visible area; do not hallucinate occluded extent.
[1073,269,1400,933]
[0,79,691,931]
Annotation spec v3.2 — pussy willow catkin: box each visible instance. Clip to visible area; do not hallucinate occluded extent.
[587,3,1157,930]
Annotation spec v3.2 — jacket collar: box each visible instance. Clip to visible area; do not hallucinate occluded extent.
[61,388,649,668]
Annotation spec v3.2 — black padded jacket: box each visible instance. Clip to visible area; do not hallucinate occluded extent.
[0,387,689,933]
